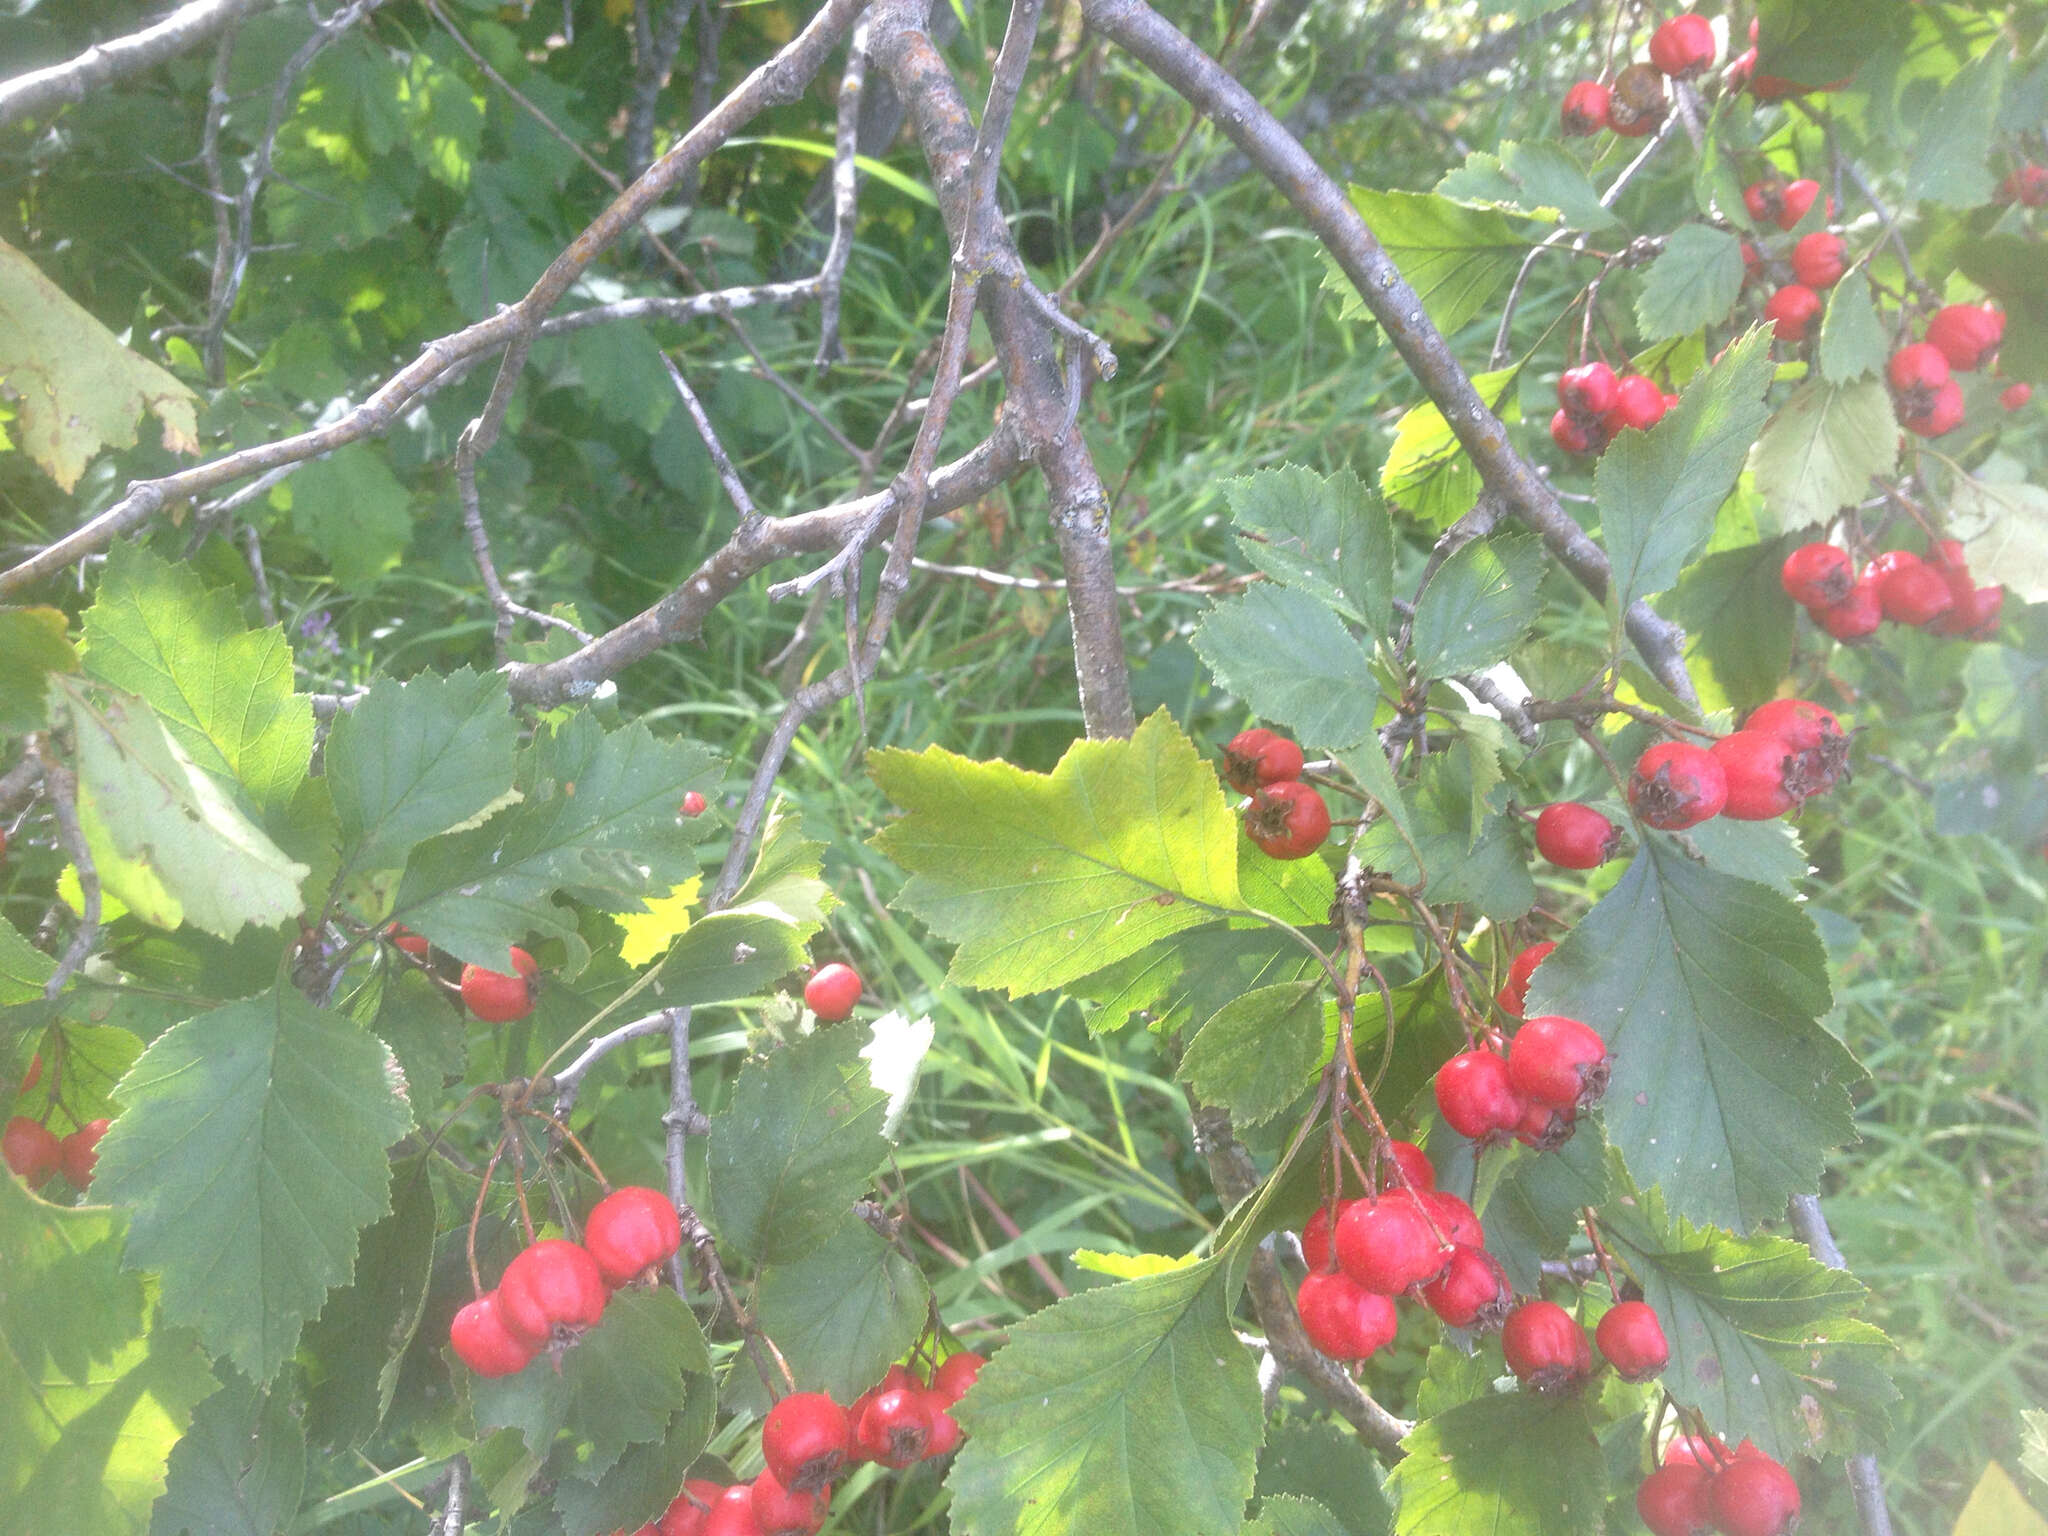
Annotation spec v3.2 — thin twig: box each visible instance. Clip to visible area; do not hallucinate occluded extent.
[658,351,760,523]
[1787,1194,1896,1536]
[0,0,274,129]
[31,741,98,999]
[815,16,871,373]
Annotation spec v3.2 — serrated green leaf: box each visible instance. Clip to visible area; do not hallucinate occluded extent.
[1389,1392,1607,1535]
[1755,0,1912,86]
[1438,143,1613,232]
[1333,189,1536,339]
[1635,226,1744,341]
[1352,753,1535,924]
[0,915,54,1005]
[93,986,413,1382]
[548,1392,714,1536]
[1480,1124,1612,1294]
[871,711,1244,997]
[755,1212,929,1401]
[1223,466,1394,635]
[284,445,413,592]
[148,1371,306,1536]
[1949,478,2048,603]
[368,967,467,1103]
[1665,539,1796,717]
[1817,271,1888,383]
[1255,1420,1393,1536]
[1072,923,1320,1038]
[1410,531,1545,678]
[1747,378,1898,536]
[1179,980,1325,1126]
[947,1257,1262,1536]
[1599,330,1774,613]
[0,606,78,733]
[706,1025,887,1264]
[1526,840,1859,1232]
[1682,817,1809,896]
[1903,45,2005,209]
[1194,585,1378,750]
[1246,1494,1348,1536]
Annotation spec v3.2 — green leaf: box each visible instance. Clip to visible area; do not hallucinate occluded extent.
[1381,370,1520,532]
[1409,531,1545,678]
[1439,143,1614,232]
[549,1394,714,1536]
[93,986,413,1382]
[1664,540,1796,718]
[871,710,1244,997]
[283,445,413,592]
[755,1213,930,1401]
[1948,478,2048,604]
[1193,586,1379,749]
[324,667,518,874]
[1817,271,1888,383]
[1954,1462,2048,1536]
[1526,839,1860,1232]
[1755,0,1912,87]
[1246,1494,1348,1536]
[1747,378,1898,536]
[1598,330,1774,613]
[1635,226,1745,341]
[1333,189,1538,339]
[1480,1124,1612,1293]
[1072,923,1320,1038]
[657,805,830,1003]
[1179,980,1325,1126]
[0,606,78,733]
[62,682,309,939]
[706,1024,888,1265]
[1903,45,2005,210]
[947,1257,1262,1536]
[0,915,54,1003]
[1255,1420,1393,1536]
[1223,466,1394,636]
[1958,236,2048,381]
[1388,1392,1608,1535]
[0,1174,218,1536]
[1683,817,1809,897]
[1352,754,1535,924]
[148,1371,306,1536]
[79,544,313,815]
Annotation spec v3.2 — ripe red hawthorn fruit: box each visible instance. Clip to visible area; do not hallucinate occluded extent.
[1495,939,1557,1018]
[384,923,431,958]
[931,1350,986,1405]
[762,1392,852,1492]
[1221,727,1305,792]
[1515,1099,1577,1151]
[1245,780,1330,860]
[855,1387,935,1468]
[2002,381,2033,411]
[1925,302,2004,371]
[1424,1190,1483,1247]
[1299,1198,1351,1270]
[1295,1270,1400,1359]
[3,1115,60,1186]
[1507,1015,1611,1110]
[1389,1138,1436,1193]
[1790,230,1846,288]
[1727,45,1757,89]
[448,1292,538,1378]
[1636,1463,1715,1536]
[1871,554,1955,627]
[923,1395,964,1458]
[703,1483,767,1536]
[1763,283,1821,342]
[1741,178,1783,226]
[1560,79,1612,135]
[1710,730,1801,820]
[1628,741,1728,831]
[803,961,863,1022]
[657,1479,727,1536]
[59,1118,108,1188]
[1435,1049,1527,1141]
[1557,360,1620,419]
[2007,164,2048,206]
[750,1468,829,1536]
[460,947,538,1023]
[681,790,708,817]
[1604,374,1668,434]
[1745,698,1848,791]
[1335,1191,1451,1293]
[1887,342,1951,407]
[1420,1244,1511,1329]
[584,1185,683,1286]
[498,1238,608,1347]
[1501,1299,1594,1393]
[1549,408,1597,456]
[1648,13,1716,78]
[1534,802,1621,869]
[1608,63,1667,136]
[1595,1299,1670,1381]
[1901,377,1965,437]
[1774,178,1825,230]
[1708,1455,1804,1536]
[1818,576,1884,640]
[1664,1433,1733,1469]
[1779,542,1852,607]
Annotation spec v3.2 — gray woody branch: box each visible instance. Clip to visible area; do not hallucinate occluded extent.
[0,0,276,130]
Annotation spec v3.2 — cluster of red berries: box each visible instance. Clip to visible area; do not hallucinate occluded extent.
[1503,1295,1670,1391]
[1781,539,2002,643]
[1885,303,2018,438]
[1738,178,1842,344]
[1559,13,1713,138]
[1627,698,1848,831]
[1437,971,1611,1153]
[449,1186,683,1378]
[1999,161,2048,208]
[1222,728,1331,861]
[4,1053,108,1192]
[1638,1433,1804,1536]
[1549,360,1677,456]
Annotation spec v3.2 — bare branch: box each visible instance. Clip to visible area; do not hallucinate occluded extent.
[815,17,871,373]
[31,740,99,1000]
[1787,1194,1897,1536]
[658,351,759,523]
[627,0,696,183]
[0,0,276,130]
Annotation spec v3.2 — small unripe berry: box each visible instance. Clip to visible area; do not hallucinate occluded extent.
[1501,1300,1594,1392]
[1648,14,1716,79]
[1294,1271,1399,1359]
[1628,741,1728,831]
[804,961,863,1021]
[1925,303,2003,371]
[1434,1050,1527,1141]
[1764,283,1821,342]
[1507,1015,1611,1109]
[1534,803,1621,869]
[1560,80,1612,135]
[1789,230,1845,288]
[1595,1299,1670,1381]
[1779,542,1852,607]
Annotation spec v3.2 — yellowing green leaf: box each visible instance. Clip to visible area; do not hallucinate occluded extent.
[1953,1462,2048,1536]
[615,877,701,966]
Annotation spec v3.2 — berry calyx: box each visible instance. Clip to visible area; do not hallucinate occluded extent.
[930,1350,987,1405]
[1221,727,1305,792]
[1779,542,1852,607]
[1560,80,1612,135]
[584,1185,683,1286]
[1500,1299,1594,1393]
[803,961,863,1021]
[460,947,538,1023]
[1245,780,1331,861]
[1707,1454,1803,1536]
[1648,14,1716,79]
[750,1468,829,1536]
[1507,1015,1611,1110]
[1496,939,1556,1019]
[1925,302,2003,371]
[1549,408,1596,456]
[763,1392,852,1492]
[1533,802,1621,869]
[2004,381,2034,411]
[3,1116,60,1186]
[1607,63,1666,136]
[1789,230,1845,288]
[1900,377,1965,437]
[1628,741,1728,831]
[1744,698,1848,792]
[1435,1050,1527,1142]
[449,1292,538,1378]
[497,1238,608,1346]
[1515,1100,1577,1151]
[1334,1191,1451,1293]
[1775,178,1824,230]
[1763,283,1821,342]
[1741,179,1783,226]
[1419,1244,1511,1329]
[1817,577,1884,640]
[1594,1299,1670,1381]
[1710,730,1800,820]
[1294,1270,1399,1359]
[59,1117,108,1188]
[1603,373,1668,434]
[855,1387,934,1468]
[1636,1463,1715,1536]
[681,790,708,817]
[1557,360,1619,419]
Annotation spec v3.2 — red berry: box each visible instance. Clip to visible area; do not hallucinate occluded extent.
[681,790,708,817]
[1514,1099,1577,1151]
[1628,741,1728,831]
[1926,303,2003,371]
[1708,1454,1803,1536]
[385,924,431,958]
[855,1387,934,1468]
[658,1480,727,1536]
[2,1116,60,1186]
[2003,381,2033,410]
[1636,1464,1715,1536]
[1294,1271,1399,1359]
[497,1239,608,1347]
[1222,727,1305,792]
[1388,1139,1435,1193]
[762,1392,852,1492]
[460,947,538,1023]
[1901,377,1965,437]
[17,1051,41,1096]
[1335,1191,1451,1293]
[1817,577,1883,640]
[931,1350,986,1405]
[59,1118,108,1189]
[922,1395,963,1459]
[1664,1433,1732,1469]
[1739,240,1764,281]
[1790,231,1845,288]
[1887,342,1952,401]
[1604,373,1667,435]
[1775,178,1823,230]
[703,1484,766,1536]
[584,1185,682,1286]
[1710,730,1800,820]
[449,1291,538,1378]
[1744,699,1847,792]
[1728,45,1757,88]
[1930,582,2004,640]
[1419,1244,1511,1329]
[750,1468,828,1536]
[1435,1050,1527,1141]
[1300,1198,1352,1271]
[1423,1190,1483,1247]
[2009,164,2048,206]
[1245,780,1330,860]
[1533,803,1620,869]
[1874,557,1955,627]
[1496,939,1557,1019]
[803,961,863,1021]
[1549,408,1596,456]
[1507,1015,1611,1109]
[1779,542,1852,607]
[1742,180,1782,226]
[1560,80,1612,135]
[1594,1299,1670,1381]
[1557,360,1620,419]
[1764,284,1821,342]
[1500,1300,1594,1392]
[1649,14,1717,78]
